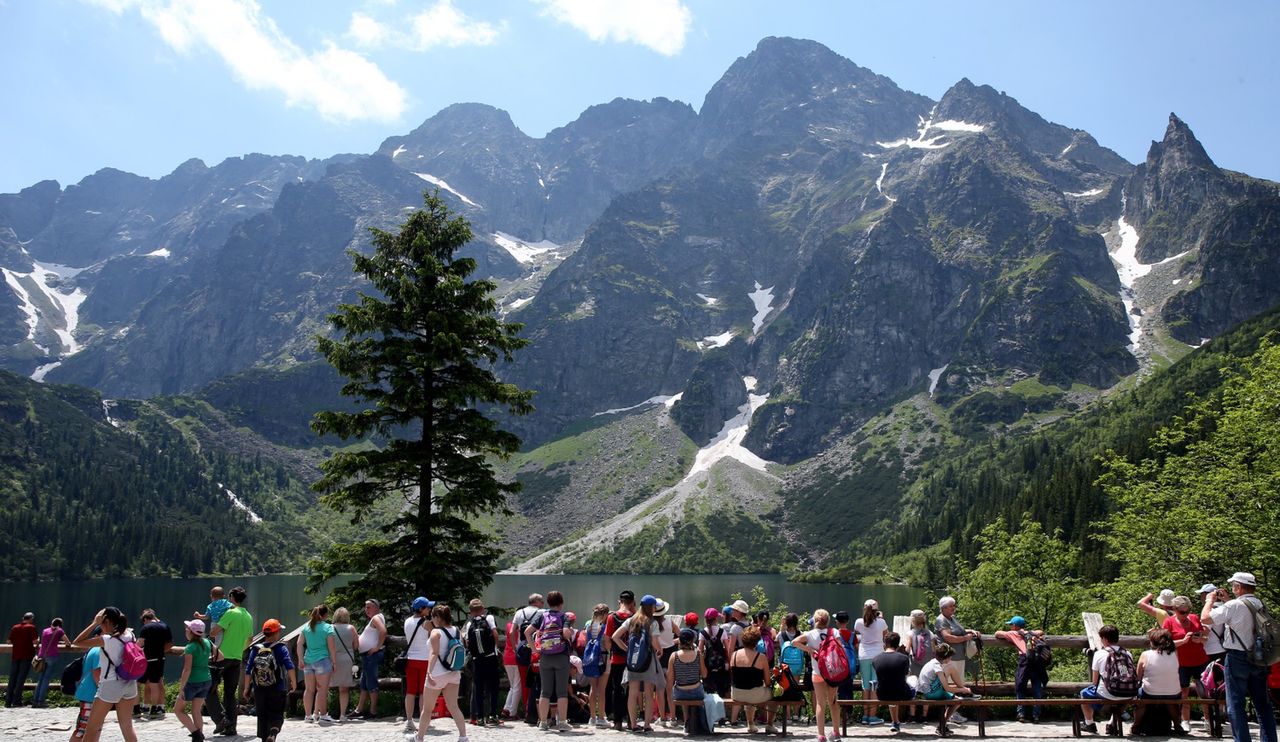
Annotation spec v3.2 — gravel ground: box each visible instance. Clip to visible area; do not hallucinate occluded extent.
[0,707,1208,741]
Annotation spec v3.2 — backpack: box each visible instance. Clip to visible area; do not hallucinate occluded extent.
[911,629,933,664]
[625,621,653,673]
[107,634,148,681]
[1197,659,1226,699]
[250,642,283,688]
[816,630,851,684]
[538,611,568,656]
[701,627,727,671]
[1236,597,1280,667]
[443,628,468,671]
[760,628,776,664]
[60,655,84,695]
[1102,647,1139,697]
[780,639,804,677]
[466,614,496,658]
[1026,632,1053,670]
[515,608,538,666]
[582,623,608,678]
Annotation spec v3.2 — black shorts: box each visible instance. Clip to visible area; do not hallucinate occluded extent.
[143,658,166,683]
[1179,663,1207,689]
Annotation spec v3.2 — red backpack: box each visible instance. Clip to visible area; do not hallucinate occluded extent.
[816,630,850,684]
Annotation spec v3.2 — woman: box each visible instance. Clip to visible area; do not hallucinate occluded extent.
[906,609,935,722]
[1134,627,1182,735]
[72,607,139,742]
[854,599,888,726]
[730,624,778,735]
[331,607,360,722]
[700,608,730,696]
[526,590,573,731]
[793,609,840,742]
[653,599,678,728]
[1163,595,1209,732]
[174,620,213,742]
[612,594,663,732]
[583,604,612,728]
[502,609,522,720]
[33,617,71,707]
[297,604,337,724]
[917,642,972,737]
[414,604,468,742]
[668,627,722,731]
[353,599,385,720]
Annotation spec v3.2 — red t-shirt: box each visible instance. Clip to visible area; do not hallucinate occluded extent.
[8,623,38,661]
[1163,613,1210,667]
[604,610,633,666]
[1268,663,1280,690]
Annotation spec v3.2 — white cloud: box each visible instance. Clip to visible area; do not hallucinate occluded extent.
[88,0,407,123]
[536,0,691,56]
[347,0,500,52]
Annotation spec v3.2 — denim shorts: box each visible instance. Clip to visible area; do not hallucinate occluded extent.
[182,680,212,701]
[360,650,383,691]
[304,657,334,675]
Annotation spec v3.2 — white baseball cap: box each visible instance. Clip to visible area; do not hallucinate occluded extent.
[1228,572,1257,587]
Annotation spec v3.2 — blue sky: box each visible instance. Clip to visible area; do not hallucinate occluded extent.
[2,1,1278,193]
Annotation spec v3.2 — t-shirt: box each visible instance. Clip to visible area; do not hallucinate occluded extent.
[854,617,887,660]
[218,606,253,663]
[206,599,233,624]
[359,613,385,653]
[934,613,969,655]
[873,650,912,700]
[1092,646,1131,700]
[604,610,632,665]
[139,621,173,661]
[655,617,677,650]
[1209,596,1261,652]
[1141,649,1181,696]
[513,606,544,647]
[301,621,335,664]
[1163,614,1210,667]
[244,641,294,692]
[101,630,137,682]
[404,617,432,661]
[529,610,567,653]
[185,638,213,684]
[38,626,65,659]
[8,623,37,661]
[918,658,946,695]
[76,647,102,704]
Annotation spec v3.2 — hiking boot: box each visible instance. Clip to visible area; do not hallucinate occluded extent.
[1083,722,1098,734]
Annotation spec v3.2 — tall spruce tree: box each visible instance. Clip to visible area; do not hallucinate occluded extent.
[307,192,532,615]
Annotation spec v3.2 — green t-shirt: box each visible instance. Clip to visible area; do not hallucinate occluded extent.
[185,638,212,683]
[301,622,335,664]
[218,606,253,662]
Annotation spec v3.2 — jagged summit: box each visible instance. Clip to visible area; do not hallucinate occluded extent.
[1147,112,1217,172]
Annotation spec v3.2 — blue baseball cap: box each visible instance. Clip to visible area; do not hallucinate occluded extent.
[1006,616,1027,628]
[411,596,436,612]
[640,594,658,607]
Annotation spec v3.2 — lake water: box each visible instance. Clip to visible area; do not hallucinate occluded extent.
[0,574,924,679]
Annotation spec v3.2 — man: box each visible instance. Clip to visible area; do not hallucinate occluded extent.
[1199,584,1228,661]
[136,609,173,720]
[1202,571,1277,742]
[240,618,296,742]
[209,586,252,736]
[935,596,980,723]
[512,593,546,720]
[352,599,386,720]
[401,596,435,734]
[465,598,502,726]
[602,590,635,729]
[5,612,37,707]
[1080,624,1136,733]
[994,615,1047,722]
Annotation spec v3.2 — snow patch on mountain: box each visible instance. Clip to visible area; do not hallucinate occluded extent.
[593,393,683,418]
[493,232,557,264]
[144,247,171,258]
[696,294,719,306]
[686,377,770,477]
[1111,196,1147,355]
[1065,188,1104,198]
[699,331,735,350]
[875,163,897,203]
[414,173,480,207]
[877,113,985,150]
[928,365,949,398]
[507,296,533,310]
[3,253,89,378]
[748,283,775,336]
[391,145,407,159]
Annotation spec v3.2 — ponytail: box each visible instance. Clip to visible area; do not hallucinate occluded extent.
[309,604,328,631]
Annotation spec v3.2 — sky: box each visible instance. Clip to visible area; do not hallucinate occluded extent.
[2,1,1278,194]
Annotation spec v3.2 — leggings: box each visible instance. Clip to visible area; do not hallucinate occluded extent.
[503,664,521,715]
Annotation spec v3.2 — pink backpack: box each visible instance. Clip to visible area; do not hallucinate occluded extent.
[109,635,148,681]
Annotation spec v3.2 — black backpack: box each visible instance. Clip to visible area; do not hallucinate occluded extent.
[1025,632,1053,670]
[701,627,727,671]
[467,614,497,658]
[60,655,84,696]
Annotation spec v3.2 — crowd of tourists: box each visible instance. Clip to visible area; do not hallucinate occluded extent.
[3,572,1278,742]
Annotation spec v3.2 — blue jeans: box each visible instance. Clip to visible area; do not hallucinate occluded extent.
[359,649,383,692]
[33,657,60,705]
[1225,650,1277,742]
[1015,667,1045,719]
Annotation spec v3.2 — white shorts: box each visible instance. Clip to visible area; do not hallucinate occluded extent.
[96,678,138,704]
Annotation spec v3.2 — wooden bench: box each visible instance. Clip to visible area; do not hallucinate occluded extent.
[837,697,1205,739]
[673,698,806,736]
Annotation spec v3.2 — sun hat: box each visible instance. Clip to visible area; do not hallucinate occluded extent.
[1197,584,1218,595]
[910,609,926,619]
[1156,589,1176,607]
[184,620,206,636]
[731,599,750,615]
[654,599,669,617]
[261,618,284,634]
[411,596,436,612]
[1006,616,1027,628]
[1228,571,1257,587]
[704,608,721,622]
[684,612,699,627]
[640,594,659,607]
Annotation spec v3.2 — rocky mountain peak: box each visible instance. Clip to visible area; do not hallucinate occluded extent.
[1147,112,1217,173]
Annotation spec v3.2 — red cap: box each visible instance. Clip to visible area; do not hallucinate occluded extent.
[262,619,284,634]
[684,612,699,627]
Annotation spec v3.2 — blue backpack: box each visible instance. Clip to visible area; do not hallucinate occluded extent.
[780,639,804,677]
[582,622,607,678]
[626,621,653,673]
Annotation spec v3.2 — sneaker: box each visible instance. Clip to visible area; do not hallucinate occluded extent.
[596,717,611,728]
[865,716,885,726]
[557,721,573,732]
[305,714,315,723]
[403,718,417,733]
[1083,722,1098,734]
[488,716,503,726]
[459,737,470,742]
[891,723,900,733]
[318,714,336,724]
[766,724,780,735]
[950,713,967,724]
[539,720,550,731]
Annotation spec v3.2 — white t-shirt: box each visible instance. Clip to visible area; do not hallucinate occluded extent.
[1092,646,1131,700]
[404,617,432,661]
[358,613,384,652]
[513,606,543,645]
[854,617,887,660]
[1209,596,1260,652]
[918,658,945,694]
[804,628,830,649]
[100,630,137,681]
[1140,650,1181,696]
[655,617,677,650]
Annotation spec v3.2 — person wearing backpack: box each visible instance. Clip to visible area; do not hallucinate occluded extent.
[1202,571,1278,742]
[239,618,295,742]
[699,608,730,697]
[414,604,469,742]
[995,615,1049,723]
[603,590,636,729]
[582,604,612,727]
[464,598,501,727]
[67,645,101,742]
[524,590,574,731]
[613,594,664,732]
[792,608,843,742]
[906,609,935,722]
[512,593,545,719]
[71,606,140,742]
[1080,624,1138,733]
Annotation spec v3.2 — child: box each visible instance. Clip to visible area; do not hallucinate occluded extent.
[917,642,975,737]
[193,587,233,646]
[175,620,213,742]
[69,646,101,742]
[240,619,296,742]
